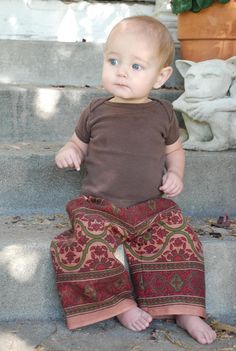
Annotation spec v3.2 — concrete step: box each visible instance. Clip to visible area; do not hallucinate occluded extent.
[1,319,236,351]
[0,142,82,216]
[0,40,183,89]
[0,215,235,323]
[0,86,182,142]
[0,142,235,217]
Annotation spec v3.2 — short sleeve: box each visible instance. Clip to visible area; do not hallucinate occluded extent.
[159,100,179,145]
[75,104,91,143]
[165,107,180,145]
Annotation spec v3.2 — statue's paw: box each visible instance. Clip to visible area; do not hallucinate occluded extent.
[183,139,229,151]
[188,113,205,122]
[183,140,202,150]
[203,143,229,151]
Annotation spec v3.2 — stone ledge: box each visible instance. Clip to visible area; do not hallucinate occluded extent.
[0,40,183,88]
[1,319,236,351]
[0,144,235,217]
[0,215,235,322]
[0,86,183,142]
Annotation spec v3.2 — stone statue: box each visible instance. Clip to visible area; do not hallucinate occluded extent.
[173,57,236,151]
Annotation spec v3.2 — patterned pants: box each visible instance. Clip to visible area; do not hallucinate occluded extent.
[50,196,206,330]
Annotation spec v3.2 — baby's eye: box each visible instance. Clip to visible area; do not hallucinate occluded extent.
[132,63,142,71]
[109,58,119,66]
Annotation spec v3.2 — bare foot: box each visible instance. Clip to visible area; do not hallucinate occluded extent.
[176,315,216,344]
[117,307,152,331]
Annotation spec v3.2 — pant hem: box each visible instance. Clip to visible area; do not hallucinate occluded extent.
[66,298,137,330]
[142,305,206,319]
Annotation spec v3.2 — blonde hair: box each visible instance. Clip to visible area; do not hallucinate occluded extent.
[106,16,175,68]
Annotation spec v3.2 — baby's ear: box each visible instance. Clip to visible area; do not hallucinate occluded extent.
[175,60,194,78]
[153,66,173,89]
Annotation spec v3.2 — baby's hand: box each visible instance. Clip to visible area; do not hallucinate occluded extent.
[55,146,81,171]
[159,171,183,197]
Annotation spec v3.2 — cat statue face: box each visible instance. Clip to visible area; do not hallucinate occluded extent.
[173,56,236,151]
[183,60,235,101]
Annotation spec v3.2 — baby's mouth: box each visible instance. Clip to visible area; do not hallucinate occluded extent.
[115,83,128,87]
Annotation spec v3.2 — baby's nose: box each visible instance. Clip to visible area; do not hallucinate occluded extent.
[117,65,128,77]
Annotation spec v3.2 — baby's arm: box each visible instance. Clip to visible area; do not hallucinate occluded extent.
[55,132,88,171]
[159,138,185,197]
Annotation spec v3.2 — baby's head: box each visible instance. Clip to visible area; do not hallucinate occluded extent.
[106,16,175,68]
[102,16,174,103]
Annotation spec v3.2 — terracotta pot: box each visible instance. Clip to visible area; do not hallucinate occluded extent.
[177,0,236,61]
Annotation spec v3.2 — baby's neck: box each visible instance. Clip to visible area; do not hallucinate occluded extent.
[110,97,152,104]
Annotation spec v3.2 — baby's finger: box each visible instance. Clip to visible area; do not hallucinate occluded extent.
[67,154,77,168]
[162,185,176,195]
[159,177,172,191]
[55,156,66,168]
[70,153,80,171]
[166,184,183,197]
[60,158,71,168]
[55,152,68,167]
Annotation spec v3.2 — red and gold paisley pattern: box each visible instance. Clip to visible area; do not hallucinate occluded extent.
[51,196,205,329]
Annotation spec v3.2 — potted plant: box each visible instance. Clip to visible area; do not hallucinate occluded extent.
[170,0,236,61]
[171,0,230,14]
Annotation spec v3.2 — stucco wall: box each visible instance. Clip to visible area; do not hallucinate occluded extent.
[0,0,155,42]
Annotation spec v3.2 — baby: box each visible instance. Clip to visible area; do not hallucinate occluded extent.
[51,15,216,345]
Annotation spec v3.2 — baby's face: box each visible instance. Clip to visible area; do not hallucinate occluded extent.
[102,25,162,103]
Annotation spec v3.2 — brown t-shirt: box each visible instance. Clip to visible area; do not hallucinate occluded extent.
[75,97,179,207]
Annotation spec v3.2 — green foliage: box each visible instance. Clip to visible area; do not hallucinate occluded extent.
[171,0,230,14]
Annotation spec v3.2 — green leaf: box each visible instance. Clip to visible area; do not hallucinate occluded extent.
[199,0,214,9]
[171,0,230,13]
[192,0,213,12]
[170,0,192,14]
